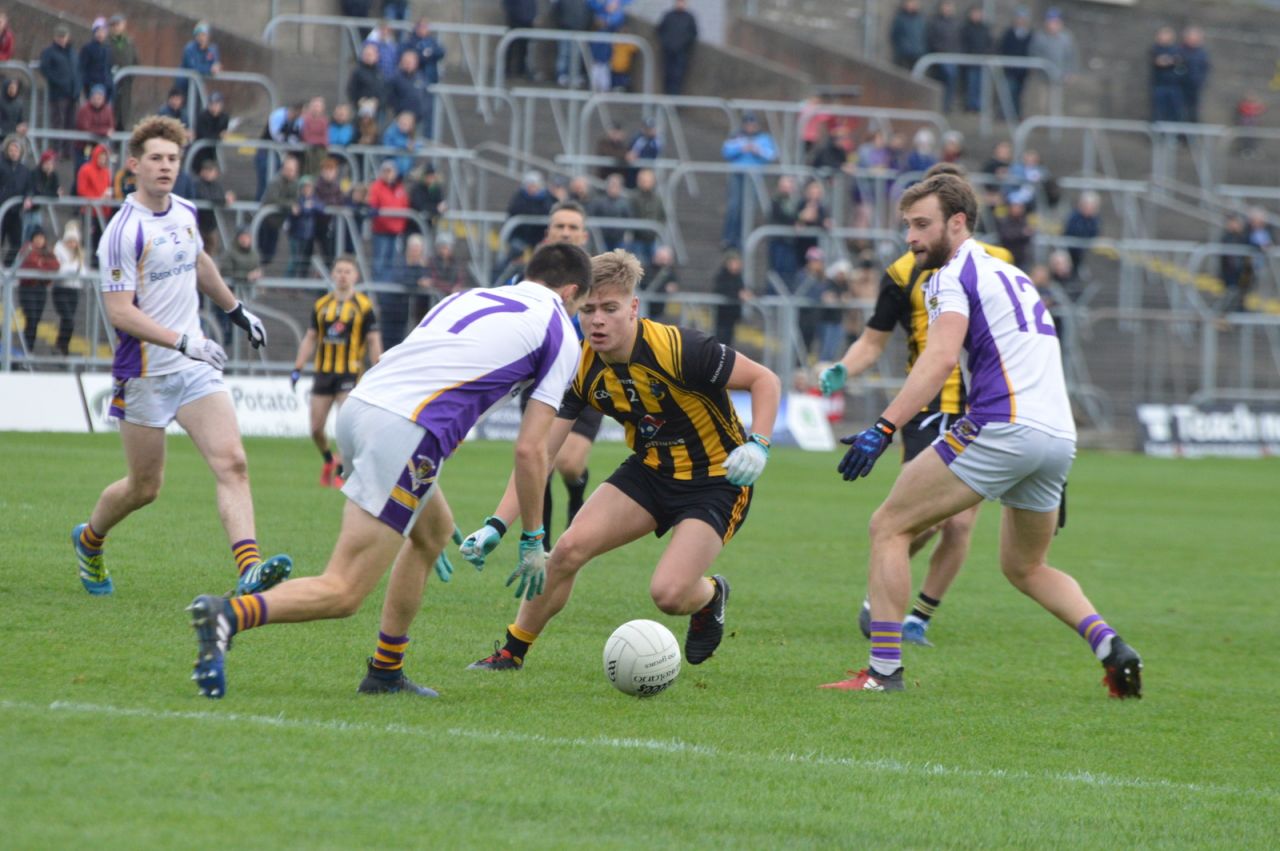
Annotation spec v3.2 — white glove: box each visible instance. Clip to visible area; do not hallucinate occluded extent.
[177,334,227,370]
[722,434,770,486]
[459,516,507,569]
[227,301,267,349]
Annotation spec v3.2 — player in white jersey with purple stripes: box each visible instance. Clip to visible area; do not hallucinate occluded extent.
[71,116,291,599]
[186,242,594,699]
[821,174,1143,698]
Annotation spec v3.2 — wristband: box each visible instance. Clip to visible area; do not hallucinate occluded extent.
[747,433,771,454]
[873,417,897,438]
[176,333,188,353]
[519,527,545,543]
[485,516,508,537]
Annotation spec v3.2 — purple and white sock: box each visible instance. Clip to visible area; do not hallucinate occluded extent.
[869,620,903,676]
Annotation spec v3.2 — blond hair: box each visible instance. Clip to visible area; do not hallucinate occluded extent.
[128,116,187,159]
[590,249,644,295]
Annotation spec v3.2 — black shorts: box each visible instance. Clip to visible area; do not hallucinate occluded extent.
[312,372,359,396]
[605,455,752,543]
[901,410,958,462]
[569,406,604,441]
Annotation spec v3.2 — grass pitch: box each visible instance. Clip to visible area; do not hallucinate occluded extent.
[1,432,1277,848]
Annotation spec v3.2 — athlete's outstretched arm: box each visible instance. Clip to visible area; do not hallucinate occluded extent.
[726,352,782,441]
[819,328,890,396]
[880,313,967,428]
[493,413,577,527]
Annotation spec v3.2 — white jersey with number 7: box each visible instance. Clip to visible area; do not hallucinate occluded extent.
[349,281,581,452]
[925,238,1076,441]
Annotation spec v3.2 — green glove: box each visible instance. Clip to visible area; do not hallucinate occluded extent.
[432,527,464,582]
[506,528,547,601]
[460,516,506,570]
[819,362,848,396]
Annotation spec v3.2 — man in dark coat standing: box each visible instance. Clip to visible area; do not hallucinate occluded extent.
[656,0,698,95]
[40,26,79,157]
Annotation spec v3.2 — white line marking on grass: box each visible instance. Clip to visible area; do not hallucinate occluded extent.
[2,699,1272,800]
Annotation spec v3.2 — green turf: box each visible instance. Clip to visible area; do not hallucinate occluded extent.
[1,432,1276,848]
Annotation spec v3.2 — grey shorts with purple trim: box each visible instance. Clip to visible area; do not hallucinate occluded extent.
[110,364,225,428]
[336,397,446,536]
[932,418,1074,512]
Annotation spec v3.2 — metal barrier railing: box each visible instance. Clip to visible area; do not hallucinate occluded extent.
[112,67,207,129]
[912,53,1062,139]
[493,29,655,95]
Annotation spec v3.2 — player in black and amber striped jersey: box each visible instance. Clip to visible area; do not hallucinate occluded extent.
[819,162,1012,647]
[464,249,782,674]
[290,256,383,486]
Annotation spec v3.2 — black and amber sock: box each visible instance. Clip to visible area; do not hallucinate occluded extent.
[565,470,589,523]
[371,632,410,671]
[233,538,262,578]
[228,593,268,633]
[503,623,538,662]
[79,524,106,554]
[322,449,334,463]
[909,592,941,623]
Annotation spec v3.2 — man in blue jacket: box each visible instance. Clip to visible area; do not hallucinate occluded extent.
[720,113,777,250]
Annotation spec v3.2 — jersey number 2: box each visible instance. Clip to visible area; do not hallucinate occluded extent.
[447,292,528,333]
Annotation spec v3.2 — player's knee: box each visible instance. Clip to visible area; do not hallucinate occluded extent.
[999,558,1036,589]
[868,506,901,544]
[940,512,976,540]
[648,580,686,615]
[215,450,250,483]
[130,475,163,505]
[548,530,591,572]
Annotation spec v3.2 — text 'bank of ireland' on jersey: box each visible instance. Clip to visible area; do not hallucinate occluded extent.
[558,319,747,481]
[925,239,1076,441]
[348,281,582,452]
[97,194,205,379]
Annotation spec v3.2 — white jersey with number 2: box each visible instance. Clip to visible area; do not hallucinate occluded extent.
[349,281,580,452]
[925,238,1076,441]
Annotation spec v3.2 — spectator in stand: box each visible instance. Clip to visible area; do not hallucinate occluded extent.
[595,122,629,180]
[192,91,229,174]
[1245,206,1274,287]
[816,259,853,362]
[926,1,962,114]
[313,156,347,264]
[31,150,62,207]
[890,0,927,72]
[0,135,32,264]
[610,21,639,92]
[503,0,540,82]
[408,162,447,235]
[1030,8,1078,85]
[960,4,992,113]
[641,243,680,321]
[852,129,896,229]
[329,102,356,147]
[381,110,420,178]
[40,26,79,158]
[1218,213,1251,314]
[1180,26,1211,124]
[998,6,1033,119]
[157,87,190,129]
[588,31,614,94]
[356,99,381,144]
[77,143,114,243]
[588,172,632,251]
[368,159,410,283]
[256,101,301,201]
[365,20,400,81]
[982,138,1013,179]
[809,124,848,175]
[348,42,387,112]
[416,233,469,322]
[628,167,663,267]
[180,22,222,101]
[1046,248,1079,300]
[112,158,136,199]
[996,195,1035,268]
[80,18,114,103]
[552,0,592,87]
[906,127,939,174]
[387,51,432,140]
[0,79,24,138]
[384,232,429,345]
[299,96,330,175]
[260,155,301,265]
[192,158,234,252]
[340,0,375,40]
[713,250,750,345]
[1233,91,1266,158]
[221,227,262,340]
[52,221,87,356]
[1149,26,1183,123]
[767,174,800,289]
[794,246,828,353]
[721,112,777,249]
[108,14,138,131]
[504,166,555,257]
[940,129,965,163]
[1010,147,1058,210]
[288,176,323,278]
[0,13,13,62]
[657,0,698,95]
[76,85,116,152]
[624,117,661,188]
[795,178,832,269]
[568,174,593,208]
[403,17,446,138]
[1063,190,1101,278]
[382,0,409,21]
[18,227,58,354]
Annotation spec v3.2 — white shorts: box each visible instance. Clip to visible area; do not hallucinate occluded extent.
[336,397,446,536]
[109,365,226,428]
[932,418,1074,512]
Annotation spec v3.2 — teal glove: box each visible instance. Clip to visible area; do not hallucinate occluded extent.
[432,527,464,582]
[819,362,848,396]
[460,516,507,570]
[506,527,547,601]
[722,433,770,486]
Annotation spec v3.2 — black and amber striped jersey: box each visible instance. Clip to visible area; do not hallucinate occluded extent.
[558,319,746,481]
[867,241,1013,415]
[312,292,378,375]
